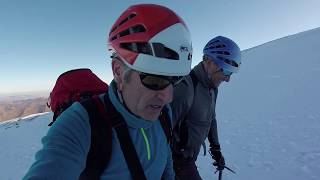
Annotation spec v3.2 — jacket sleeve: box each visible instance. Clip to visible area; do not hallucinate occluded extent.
[170,77,193,129]
[208,116,220,146]
[23,102,91,180]
[208,89,220,146]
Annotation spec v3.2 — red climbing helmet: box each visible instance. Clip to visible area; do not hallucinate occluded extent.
[108,4,192,76]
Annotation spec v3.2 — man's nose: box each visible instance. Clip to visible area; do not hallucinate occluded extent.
[156,85,173,103]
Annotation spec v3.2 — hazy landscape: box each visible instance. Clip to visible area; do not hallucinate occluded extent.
[0,93,50,122]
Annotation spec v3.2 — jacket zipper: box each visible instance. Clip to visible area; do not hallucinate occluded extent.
[140,128,151,160]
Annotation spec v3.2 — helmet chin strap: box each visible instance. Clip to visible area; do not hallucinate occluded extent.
[117,89,124,104]
[117,89,132,113]
[116,88,142,119]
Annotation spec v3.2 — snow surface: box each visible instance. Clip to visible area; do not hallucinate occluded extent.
[1,27,320,180]
[0,113,51,180]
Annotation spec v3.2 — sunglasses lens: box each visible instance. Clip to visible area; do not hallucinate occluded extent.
[140,75,171,90]
[139,73,183,90]
[223,70,232,76]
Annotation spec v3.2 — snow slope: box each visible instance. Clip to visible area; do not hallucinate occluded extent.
[1,27,320,180]
[196,27,320,180]
[0,113,51,180]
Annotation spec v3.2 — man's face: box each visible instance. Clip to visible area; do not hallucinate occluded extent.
[206,60,230,88]
[113,60,173,121]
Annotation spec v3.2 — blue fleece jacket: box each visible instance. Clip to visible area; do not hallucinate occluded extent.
[23,81,174,180]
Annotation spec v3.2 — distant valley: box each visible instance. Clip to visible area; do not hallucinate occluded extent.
[0,97,50,122]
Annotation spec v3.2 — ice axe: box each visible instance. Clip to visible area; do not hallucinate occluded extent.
[213,162,236,180]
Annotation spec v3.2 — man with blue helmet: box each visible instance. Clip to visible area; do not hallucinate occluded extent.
[171,36,241,179]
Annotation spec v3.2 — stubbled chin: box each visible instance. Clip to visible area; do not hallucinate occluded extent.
[142,115,159,121]
[142,107,162,121]
[144,117,158,121]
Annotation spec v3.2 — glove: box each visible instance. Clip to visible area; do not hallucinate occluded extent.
[210,144,225,171]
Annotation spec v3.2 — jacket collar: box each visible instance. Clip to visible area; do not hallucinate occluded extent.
[192,62,216,89]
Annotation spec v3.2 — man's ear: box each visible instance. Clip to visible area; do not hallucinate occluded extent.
[202,59,210,72]
[203,59,216,76]
[112,59,124,90]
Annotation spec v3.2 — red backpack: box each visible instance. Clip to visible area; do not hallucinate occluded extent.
[47,68,172,180]
[48,68,108,125]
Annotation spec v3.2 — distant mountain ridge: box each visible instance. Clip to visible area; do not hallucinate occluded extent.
[0,91,49,101]
[0,97,50,122]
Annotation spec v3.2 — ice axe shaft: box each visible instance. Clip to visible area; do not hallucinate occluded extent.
[218,170,222,180]
[224,165,236,174]
[214,164,236,180]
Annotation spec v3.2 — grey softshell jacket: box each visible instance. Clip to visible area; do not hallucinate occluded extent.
[171,62,220,160]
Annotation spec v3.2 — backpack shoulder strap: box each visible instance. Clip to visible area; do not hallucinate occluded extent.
[79,96,112,180]
[80,93,149,180]
[103,94,147,180]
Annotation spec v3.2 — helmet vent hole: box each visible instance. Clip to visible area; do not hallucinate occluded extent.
[218,57,239,67]
[208,40,220,46]
[119,13,136,27]
[131,25,146,33]
[211,51,230,55]
[215,45,226,48]
[121,42,153,55]
[110,27,117,34]
[119,29,130,37]
[111,36,117,41]
[110,13,137,34]
[208,44,226,49]
[152,43,179,60]
[119,25,146,38]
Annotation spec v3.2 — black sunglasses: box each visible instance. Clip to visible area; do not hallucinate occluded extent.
[138,72,183,91]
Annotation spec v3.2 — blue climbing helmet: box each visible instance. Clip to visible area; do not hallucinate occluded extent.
[203,36,241,75]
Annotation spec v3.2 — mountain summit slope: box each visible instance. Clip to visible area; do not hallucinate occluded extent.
[1,27,320,180]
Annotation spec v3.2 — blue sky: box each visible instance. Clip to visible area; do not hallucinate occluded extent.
[1,0,320,94]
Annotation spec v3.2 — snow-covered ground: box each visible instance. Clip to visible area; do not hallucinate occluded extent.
[1,27,320,180]
[0,113,51,180]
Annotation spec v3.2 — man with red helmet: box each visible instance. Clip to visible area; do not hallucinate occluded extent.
[24,4,192,180]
